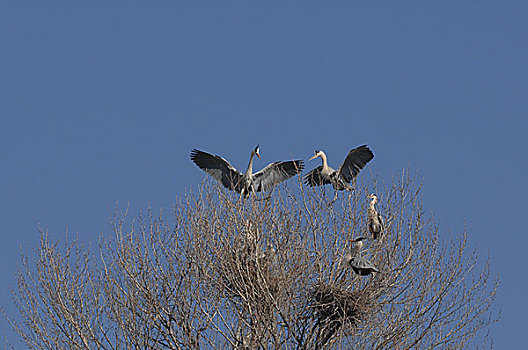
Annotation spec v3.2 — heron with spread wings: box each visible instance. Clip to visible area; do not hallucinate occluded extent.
[304,145,374,201]
[190,146,304,198]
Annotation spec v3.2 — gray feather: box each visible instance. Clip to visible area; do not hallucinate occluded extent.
[338,145,374,183]
[303,165,333,187]
[349,256,379,276]
[190,149,244,191]
[253,160,304,192]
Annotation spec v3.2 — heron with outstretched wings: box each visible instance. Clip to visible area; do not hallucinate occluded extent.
[190,146,304,197]
[304,145,374,201]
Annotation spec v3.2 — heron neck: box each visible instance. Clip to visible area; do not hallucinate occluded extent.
[369,199,376,210]
[320,152,329,171]
[350,242,362,256]
[246,152,255,175]
[344,249,352,263]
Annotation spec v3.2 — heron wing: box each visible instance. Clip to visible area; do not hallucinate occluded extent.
[368,211,385,239]
[338,145,374,183]
[190,149,244,191]
[252,160,304,192]
[349,256,379,273]
[303,166,332,187]
[377,212,385,232]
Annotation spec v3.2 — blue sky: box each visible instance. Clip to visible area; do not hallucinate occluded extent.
[1,2,526,347]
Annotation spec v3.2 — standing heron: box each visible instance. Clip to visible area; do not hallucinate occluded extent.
[367,194,385,240]
[190,146,304,198]
[345,237,379,276]
[304,145,374,201]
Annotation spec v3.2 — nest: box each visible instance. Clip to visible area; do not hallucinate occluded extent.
[311,282,369,347]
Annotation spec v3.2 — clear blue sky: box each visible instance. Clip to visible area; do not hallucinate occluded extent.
[1,2,526,348]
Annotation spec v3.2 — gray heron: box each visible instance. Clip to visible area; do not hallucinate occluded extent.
[367,194,385,239]
[304,145,374,201]
[345,237,379,276]
[190,146,304,197]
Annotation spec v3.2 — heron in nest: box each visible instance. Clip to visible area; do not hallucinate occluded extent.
[345,237,379,276]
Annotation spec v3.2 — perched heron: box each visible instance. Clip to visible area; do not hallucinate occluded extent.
[367,194,385,240]
[190,146,304,198]
[345,237,379,276]
[304,145,374,201]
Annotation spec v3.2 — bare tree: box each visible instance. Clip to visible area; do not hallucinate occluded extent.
[5,172,498,349]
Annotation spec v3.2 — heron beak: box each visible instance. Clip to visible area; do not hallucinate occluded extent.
[308,154,318,161]
[256,152,260,159]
